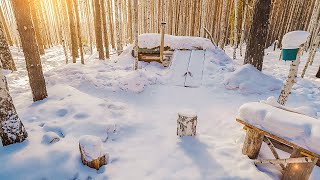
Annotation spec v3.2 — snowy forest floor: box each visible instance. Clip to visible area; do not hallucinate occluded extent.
[0,44,320,180]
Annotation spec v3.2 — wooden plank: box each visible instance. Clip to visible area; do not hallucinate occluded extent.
[236,119,320,166]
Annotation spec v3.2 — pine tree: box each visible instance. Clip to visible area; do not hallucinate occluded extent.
[244,0,272,71]
[0,68,28,146]
[11,0,48,102]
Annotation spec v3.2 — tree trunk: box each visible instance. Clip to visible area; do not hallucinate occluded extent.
[233,0,238,59]
[12,0,48,102]
[73,0,85,64]
[316,66,320,78]
[30,0,45,55]
[243,0,272,71]
[218,0,228,49]
[100,0,110,59]
[242,128,264,159]
[0,21,16,71]
[239,0,248,57]
[66,0,79,63]
[0,69,28,146]
[133,0,138,70]
[277,50,301,105]
[93,0,105,59]
[0,7,13,46]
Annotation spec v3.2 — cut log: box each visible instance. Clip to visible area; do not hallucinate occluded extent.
[242,128,264,159]
[177,109,197,137]
[282,148,318,180]
[79,135,108,170]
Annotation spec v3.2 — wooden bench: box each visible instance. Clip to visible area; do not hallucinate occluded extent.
[236,118,319,180]
[132,47,173,66]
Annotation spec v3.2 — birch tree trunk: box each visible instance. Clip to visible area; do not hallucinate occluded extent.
[66,0,79,63]
[12,0,48,102]
[93,0,104,59]
[100,0,110,59]
[114,0,123,55]
[302,35,320,78]
[0,69,28,146]
[233,0,238,59]
[277,50,301,105]
[0,21,16,71]
[244,0,272,71]
[133,0,138,70]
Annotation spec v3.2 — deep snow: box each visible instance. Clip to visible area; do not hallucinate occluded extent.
[0,36,320,180]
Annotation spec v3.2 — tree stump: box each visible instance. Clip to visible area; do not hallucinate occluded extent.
[177,110,197,137]
[282,148,318,180]
[242,128,264,159]
[79,135,108,170]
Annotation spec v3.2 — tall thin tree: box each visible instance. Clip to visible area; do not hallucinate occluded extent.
[244,0,272,71]
[11,0,48,101]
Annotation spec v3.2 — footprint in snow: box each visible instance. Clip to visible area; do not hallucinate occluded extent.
[55,109,68,117]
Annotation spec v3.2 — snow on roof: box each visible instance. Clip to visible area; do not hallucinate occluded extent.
[282,31,310,49]
[224,64,282,94]
[238,102,320,154]
[138,33,216,50]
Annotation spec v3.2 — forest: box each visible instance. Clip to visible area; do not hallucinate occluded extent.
[0,0,320,179]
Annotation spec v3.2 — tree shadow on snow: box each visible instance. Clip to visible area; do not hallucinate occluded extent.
[178,136,250,180]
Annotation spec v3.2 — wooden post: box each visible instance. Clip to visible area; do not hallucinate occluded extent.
[242,128,264,159]
[177,110,197,137]
[160,22,166,63]
[282,148,318,180]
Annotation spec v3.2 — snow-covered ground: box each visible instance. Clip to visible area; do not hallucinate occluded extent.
[1,36,320,179]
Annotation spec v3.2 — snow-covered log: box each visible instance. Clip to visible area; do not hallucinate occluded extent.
[0,69,28,146]
[177,110,197,137]
[79,135,108,170]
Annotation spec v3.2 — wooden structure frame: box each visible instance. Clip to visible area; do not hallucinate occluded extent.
[237,118,319,180]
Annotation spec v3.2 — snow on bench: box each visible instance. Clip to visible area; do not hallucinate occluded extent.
[238,102,320,155]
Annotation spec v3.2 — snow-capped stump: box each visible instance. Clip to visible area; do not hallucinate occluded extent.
[177,109,197,137]
[79,135,109,170]
[42,132,60,144]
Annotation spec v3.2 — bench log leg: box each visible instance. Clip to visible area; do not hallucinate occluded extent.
[282,148,317,180]
[242,128,264,159]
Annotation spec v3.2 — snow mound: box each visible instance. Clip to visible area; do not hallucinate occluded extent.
[224,64,282,94]
[79,135,108,162]
[118,71,155,93]
[282,31,310,49]
[178,109,197,117]
[139,33,216,50]
[261,96,318,118]
[238,102,320,154]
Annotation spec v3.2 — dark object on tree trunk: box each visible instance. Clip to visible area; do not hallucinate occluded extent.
[244,0,272,71]
[11,0,48,102]
[0,71,28,146]
[316,66,320,78]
